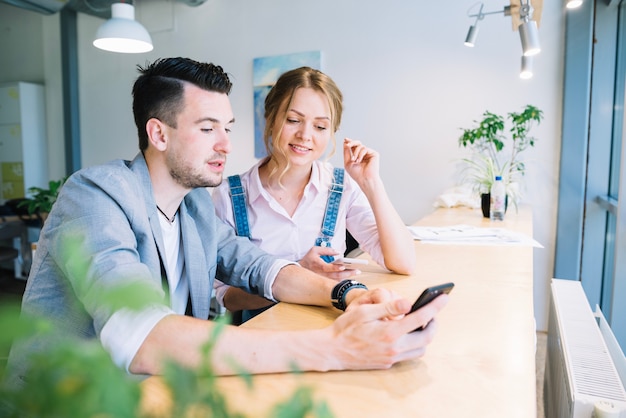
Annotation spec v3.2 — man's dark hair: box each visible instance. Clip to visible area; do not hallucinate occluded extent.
[132,57,233,151]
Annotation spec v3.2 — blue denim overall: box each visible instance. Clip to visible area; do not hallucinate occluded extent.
[227,167,345,322]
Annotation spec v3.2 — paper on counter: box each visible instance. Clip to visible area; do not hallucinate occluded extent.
[408,224,543,248]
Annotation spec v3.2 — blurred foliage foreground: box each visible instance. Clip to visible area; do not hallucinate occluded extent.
[0,239,333,418]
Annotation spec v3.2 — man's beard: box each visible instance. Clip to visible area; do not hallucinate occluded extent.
[168,153,225,189]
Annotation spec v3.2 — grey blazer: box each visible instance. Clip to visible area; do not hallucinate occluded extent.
[5,153,277,386]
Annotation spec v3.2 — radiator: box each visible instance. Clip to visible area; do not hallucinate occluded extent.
[544,279,626,418]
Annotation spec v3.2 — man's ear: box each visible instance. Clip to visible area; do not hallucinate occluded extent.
[146,118,168,151]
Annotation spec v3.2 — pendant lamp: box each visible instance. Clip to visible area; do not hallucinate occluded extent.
[93,3,153,54]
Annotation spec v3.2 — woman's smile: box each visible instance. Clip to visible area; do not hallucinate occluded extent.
[289,143,312,154]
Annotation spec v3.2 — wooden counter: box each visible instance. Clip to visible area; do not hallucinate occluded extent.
[142,207,536,417]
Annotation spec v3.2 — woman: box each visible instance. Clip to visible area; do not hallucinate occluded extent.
[212,66,416,319]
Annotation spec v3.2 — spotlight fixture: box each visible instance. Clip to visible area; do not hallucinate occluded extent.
[93,2,153,54]
[518,0,541,56]
[519,20,541,56]
[464,3,483,47]
[464,1,542,78]
[565,0,583,9]
[464,25,479,48]
[463,3,511,48]
[520,56,533,79]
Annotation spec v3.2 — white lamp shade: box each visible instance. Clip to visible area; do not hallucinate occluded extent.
[93,3,153,54]
[519,20,541,57]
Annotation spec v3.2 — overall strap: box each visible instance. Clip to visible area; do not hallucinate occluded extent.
[226,175,258,324]
[227,175,251,238]
[316,168,345,262]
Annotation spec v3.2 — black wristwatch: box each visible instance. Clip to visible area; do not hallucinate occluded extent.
[331,279,368,311]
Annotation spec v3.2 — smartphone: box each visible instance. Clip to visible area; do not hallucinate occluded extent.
[409,282,454,332]
[331,257,369,265]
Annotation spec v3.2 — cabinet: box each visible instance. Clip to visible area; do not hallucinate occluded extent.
[0,82,48,204]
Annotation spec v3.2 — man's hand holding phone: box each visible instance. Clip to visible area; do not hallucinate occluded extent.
[409,282,454,332]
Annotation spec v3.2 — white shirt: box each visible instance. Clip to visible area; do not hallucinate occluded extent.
[159,213,188,314]
[211,159,386,305]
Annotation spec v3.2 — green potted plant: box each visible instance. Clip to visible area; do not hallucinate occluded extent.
[17,177,67,220]
[458,104,543,217]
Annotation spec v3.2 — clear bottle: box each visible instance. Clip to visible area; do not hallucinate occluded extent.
[490,175,506,221]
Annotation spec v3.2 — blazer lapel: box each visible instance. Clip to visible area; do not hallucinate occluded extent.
[130,153,169,294]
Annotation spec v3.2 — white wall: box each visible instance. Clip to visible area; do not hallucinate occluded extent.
[1,0,564,331]
[0,5,44,83]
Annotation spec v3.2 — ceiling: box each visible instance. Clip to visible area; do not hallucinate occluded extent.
[0,0,207,19]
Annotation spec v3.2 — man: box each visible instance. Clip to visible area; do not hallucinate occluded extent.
[5,57,447,385]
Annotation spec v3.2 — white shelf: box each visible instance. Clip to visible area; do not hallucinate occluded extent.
[0,82,49,204]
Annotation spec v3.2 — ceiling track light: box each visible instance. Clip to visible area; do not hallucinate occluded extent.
[463,3,511,48]
[93,2,153,54]
[464,3,482,47]
[565,0,583,9]
[519,0,541,56]
[520,55,533,79]
[464,25,479,48]
[464,1,542,78]
[519,19,541,56]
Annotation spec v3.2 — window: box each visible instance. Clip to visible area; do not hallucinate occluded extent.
[555,0,626,349]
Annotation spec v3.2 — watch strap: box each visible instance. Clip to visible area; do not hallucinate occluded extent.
[331,279,368,311]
